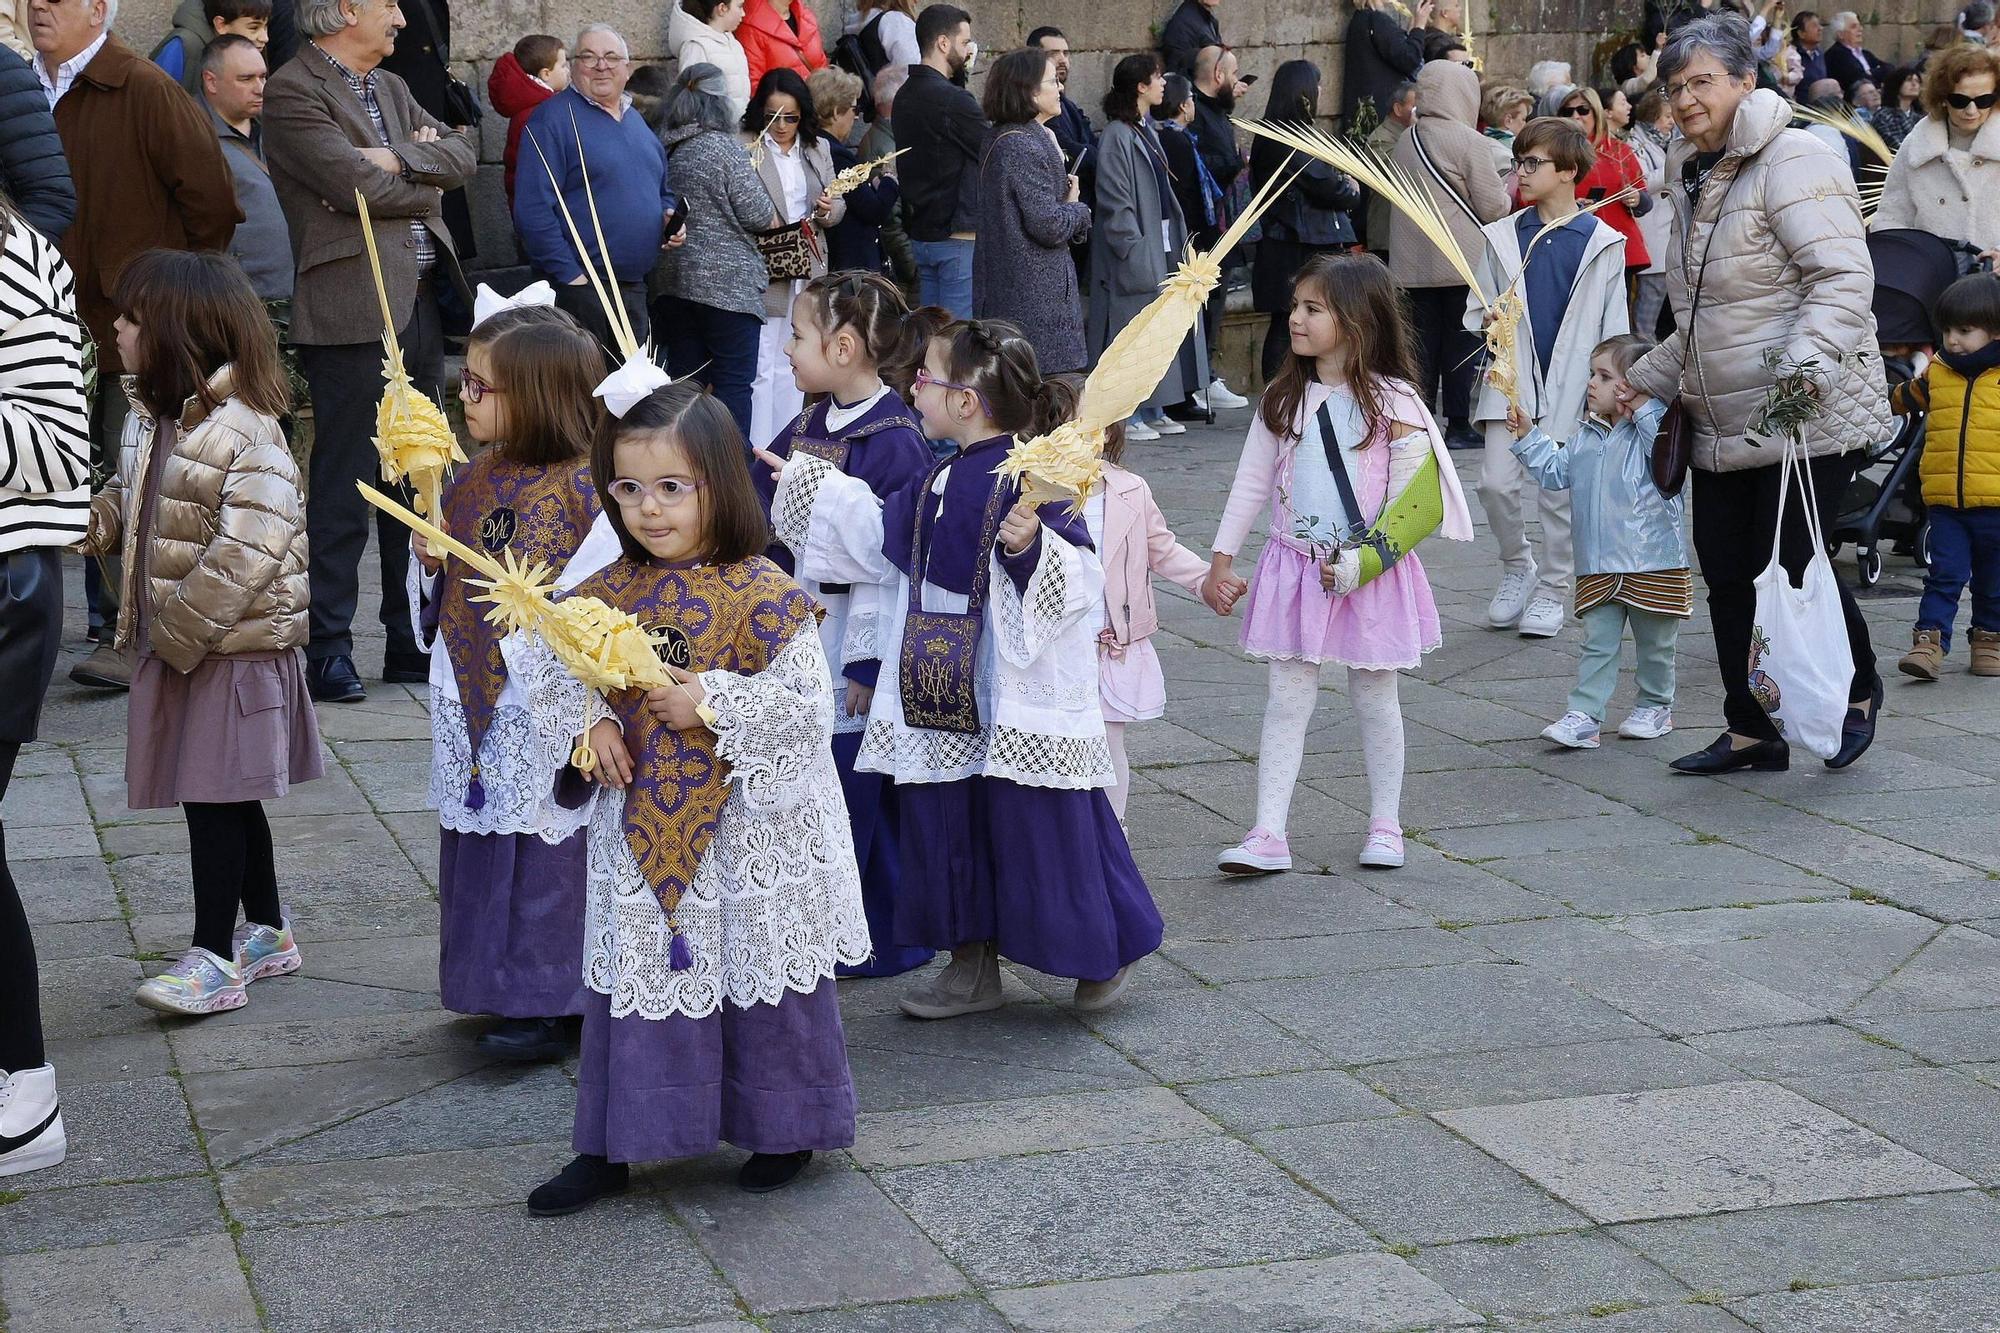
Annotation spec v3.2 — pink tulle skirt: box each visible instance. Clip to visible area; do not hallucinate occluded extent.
[1237,539,1442,670]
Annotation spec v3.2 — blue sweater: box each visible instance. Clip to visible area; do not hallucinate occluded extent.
[512,87,675,285]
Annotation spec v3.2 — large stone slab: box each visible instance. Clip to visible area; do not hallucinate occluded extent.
[185,1049,493,1166]
[1480,842,1831,915]
[1729,1271,2000,1332]
[220,1141,571,1227]
[1612,1190,2000,1298]
[1786,1066,2000,1184]
[1161,925,1492,985]
[991,1253,1481,1332]
[1688,1022,1918,1078]
[1618,900,1938,1012]
[1255,1115,1585,1244]
[1410,1230,1690,1318]
[243,1201,740,1332]
[1177,1069,1401,1133]
[1073,987,1329,1081]
[250,1061,576,1166]
[168,1008,478,1074]
[0,1234,260,1333]
[1362,1036,1739,1111]
[0,1177,225,1256]
[29,1075,205,1188]
[1145,873,1428,940]
[1438,1080,1974,1224]
[851,1087,1218,1168]
[1850,925,2000,1015]
[769,1299,1014,1333]
[875,1138,1370,1287]
[16,856,119,923]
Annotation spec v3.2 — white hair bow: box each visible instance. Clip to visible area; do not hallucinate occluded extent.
[471,280,558,328]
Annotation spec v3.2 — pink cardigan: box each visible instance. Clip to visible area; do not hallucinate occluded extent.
[1100,463,1208,646]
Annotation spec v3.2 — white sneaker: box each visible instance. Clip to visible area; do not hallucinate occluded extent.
[1192,390,1209,411]
[1152,417,1188,436]
[1518,596,1566,638]
[1541,710,1602,749]
[1486,564,1538,628]
[1618,705,1675,739]
[0,1064,67,1177]
[1206,377,1250,409]
[1125,417,1161,441]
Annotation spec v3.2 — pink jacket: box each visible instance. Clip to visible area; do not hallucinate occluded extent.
[1100,463,1209,646]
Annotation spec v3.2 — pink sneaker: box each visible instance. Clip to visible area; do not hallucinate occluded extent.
[1218,827,1292,875]
[1358,820,1405,870]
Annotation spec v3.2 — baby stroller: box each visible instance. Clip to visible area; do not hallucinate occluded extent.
[1826,229,1963,585]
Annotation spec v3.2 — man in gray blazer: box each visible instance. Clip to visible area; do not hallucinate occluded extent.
[263,0,474,703]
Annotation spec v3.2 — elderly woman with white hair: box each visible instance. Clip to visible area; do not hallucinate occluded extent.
[1619,14,1889,775]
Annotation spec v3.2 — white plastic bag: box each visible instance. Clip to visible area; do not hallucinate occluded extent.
[1748,438,1854,759]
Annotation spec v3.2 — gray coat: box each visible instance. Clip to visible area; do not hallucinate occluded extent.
[1086,118,1202,410]
[654,124,776,320]
[972,124,1091,374]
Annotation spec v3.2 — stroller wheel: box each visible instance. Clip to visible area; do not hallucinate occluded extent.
[1857,548,1883,587]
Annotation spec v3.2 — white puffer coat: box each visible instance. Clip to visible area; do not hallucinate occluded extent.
[1626,89,1893,472]
[1872,110,2000,254]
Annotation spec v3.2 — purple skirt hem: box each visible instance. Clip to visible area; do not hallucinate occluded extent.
[438,827,587,1019]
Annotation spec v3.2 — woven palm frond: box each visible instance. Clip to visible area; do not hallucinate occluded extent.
[1790,101,1895,166]
[828,148,908,199]
[354,190,465,516]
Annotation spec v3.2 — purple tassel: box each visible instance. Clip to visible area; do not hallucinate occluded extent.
[465,774,486,811]
[669,931,693,972]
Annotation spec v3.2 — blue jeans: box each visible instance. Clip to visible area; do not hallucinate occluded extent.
[1918,505,2000,652]
[654,295,762,445]
[912,238,974,319]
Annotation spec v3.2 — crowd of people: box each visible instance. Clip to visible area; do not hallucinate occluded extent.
[0,0,1997,1227]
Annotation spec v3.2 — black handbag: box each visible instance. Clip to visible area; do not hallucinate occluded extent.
[404,0,483,126]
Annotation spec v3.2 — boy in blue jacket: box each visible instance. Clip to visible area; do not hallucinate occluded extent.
[1508,334,1690,749]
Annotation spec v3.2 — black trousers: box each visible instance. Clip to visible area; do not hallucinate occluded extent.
[1407,283,1479,428]
[552,279,651,373]
[185,802,281,960]
[0,741,35,1072]
[0,547,65,1072]
[298,282,444,663]
[1692,452,1880,741]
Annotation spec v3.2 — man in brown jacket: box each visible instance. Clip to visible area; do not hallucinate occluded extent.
[34,0,242,688]
[262,0,473,703]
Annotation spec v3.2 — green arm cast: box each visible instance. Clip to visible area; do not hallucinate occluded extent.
[1352,448,1444,590]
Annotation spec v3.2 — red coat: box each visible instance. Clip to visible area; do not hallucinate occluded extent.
[1575,136,1649,270]
[487,52,555,205]
[737,0,827,92]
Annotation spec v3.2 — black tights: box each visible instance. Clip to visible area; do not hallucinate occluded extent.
[0,741,41,1073]
[185,801,281,959]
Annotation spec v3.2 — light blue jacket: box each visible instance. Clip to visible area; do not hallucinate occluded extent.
[1511,398,1689,576]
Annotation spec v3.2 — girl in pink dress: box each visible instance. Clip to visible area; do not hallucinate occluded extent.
[1206,255,1473,872]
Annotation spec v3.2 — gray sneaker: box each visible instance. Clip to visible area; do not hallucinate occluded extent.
[898,941,1005,1020]
[1073,965,1134,1011]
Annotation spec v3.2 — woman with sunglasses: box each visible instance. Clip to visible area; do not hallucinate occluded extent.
[1874,45,2000,266]
[1551,86,1653,279]
[1618,14,1890,775]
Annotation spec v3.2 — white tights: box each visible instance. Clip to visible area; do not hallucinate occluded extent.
[1105,720,1131,821]
[1254,661,1405,835]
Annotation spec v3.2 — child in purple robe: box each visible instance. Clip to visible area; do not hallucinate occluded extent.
[761,319,1163,1021]
[523,383,869,1216]
[758,271,935,978]
[411,307,606,1062]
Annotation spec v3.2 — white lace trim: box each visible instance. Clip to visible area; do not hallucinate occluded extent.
[772,453,833,556]
[858,715,1113,790]
[583,630,872,1019]
[427,633,595,842]
[991,532,1081,668]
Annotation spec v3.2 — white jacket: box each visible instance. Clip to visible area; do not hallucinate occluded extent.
[1873,111,2000,253]
[669,6,752,128]
[1630,131,1674,279]
[1462,209,1628,442]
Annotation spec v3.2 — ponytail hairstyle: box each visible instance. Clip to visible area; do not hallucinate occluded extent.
[797,270,925,387]
[1260,252,1419,446]
[465,305,604,467]
[936,319,1074,437]
[590,381,770,565]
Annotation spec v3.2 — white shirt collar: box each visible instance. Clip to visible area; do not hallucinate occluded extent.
[39,30,110,107]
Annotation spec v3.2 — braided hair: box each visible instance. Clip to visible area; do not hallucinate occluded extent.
[937,319,1076,437]
[797,270,925,387]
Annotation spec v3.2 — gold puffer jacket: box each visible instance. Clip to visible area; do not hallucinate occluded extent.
[86,367,308,673]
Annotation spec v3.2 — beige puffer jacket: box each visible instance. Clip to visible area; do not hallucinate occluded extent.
[1389,60,1511,290]
[87,367,308,673]
[1871,111,2000,254]
[1626,89,1892,472]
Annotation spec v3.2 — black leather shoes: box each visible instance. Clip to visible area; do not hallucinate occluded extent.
[1826,677,1884,771]
[527,1154,629,1216]
[306,654,366,704]
[477,1017,570,1063]
[738,1150,812,1194]
[382,649,430,685]
[1670,733,1790,774]
[1445,422,1484,451]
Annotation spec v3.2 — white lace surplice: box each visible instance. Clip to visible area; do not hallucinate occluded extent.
[506,626,872,1021]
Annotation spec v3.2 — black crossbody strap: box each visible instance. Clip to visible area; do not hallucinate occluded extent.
[1315,402,1367,536]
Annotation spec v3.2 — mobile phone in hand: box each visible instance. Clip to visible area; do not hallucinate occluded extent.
[664,201,689,239]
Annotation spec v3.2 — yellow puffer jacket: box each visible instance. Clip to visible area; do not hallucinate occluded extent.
[1890,351,2000,510]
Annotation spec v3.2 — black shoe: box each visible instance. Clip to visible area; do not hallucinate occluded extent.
[527,1154,629,1216]
[478,1017,570,1062]
[382,649,430,684]
[1669,733,1790,774]
[306,655,366,703]
[1826,677,1884,771]
[1445,422,1484,451]
[738,1150,812,1193]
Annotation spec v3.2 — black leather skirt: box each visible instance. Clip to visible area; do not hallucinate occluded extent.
[0,549,65,744]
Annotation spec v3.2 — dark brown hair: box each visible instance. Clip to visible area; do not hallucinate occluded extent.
[1935,273,2000,335]
[1103,52,1162,124]
[1515,115,1596,175]
[1259,253,1419,444]
[889,304,954,401]
[514,33,563,76]
[1922,43,2000,120]
[112,250,289,422]
[797,270,925,387]
[982,47,1051,125]
[937,319,1075,436]
[590,381,769,565]
[467,306,604,467]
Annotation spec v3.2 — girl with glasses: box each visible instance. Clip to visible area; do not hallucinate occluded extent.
[408,303,606,1063]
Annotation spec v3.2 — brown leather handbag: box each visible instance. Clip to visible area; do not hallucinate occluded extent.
[1652,399,1691,497]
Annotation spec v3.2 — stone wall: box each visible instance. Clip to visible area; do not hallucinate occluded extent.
[109,0,1957,272]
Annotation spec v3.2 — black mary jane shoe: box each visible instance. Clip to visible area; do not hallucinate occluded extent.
[527,1153,629,1216]
[1669,733,1791,774]
[1826,677,1885,771]
[738,1150,812,1194]
[477,1017,571,1062]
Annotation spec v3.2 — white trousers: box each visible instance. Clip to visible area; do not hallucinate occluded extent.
[1479,420,1574,601]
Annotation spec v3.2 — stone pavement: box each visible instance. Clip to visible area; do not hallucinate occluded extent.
[6,411,2000,1333]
